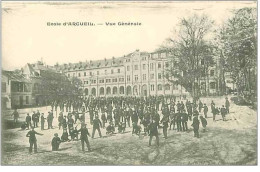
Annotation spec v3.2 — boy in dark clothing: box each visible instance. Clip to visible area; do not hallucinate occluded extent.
[181,111,189,132]
[32,112,38,128]
[200,116,207,132]
[176,113,182,132]
[132,122,141,136]
[191,115,200,138]
[225,97,230,114]
[26,127,43,153]
[92,115,102,138]
[74,111,80,124]
[40,113,45,130]
[148,119,159,146]
[71,127,79,141]
[169,112,176,130]
[61,129,70,142]
[52,133,61,151]
[106,121,115,135]
[101,112,107,129]
[58,114,63,130]
[62,116,67,129]
[199,100,203,113]
[26,113,32,129]
[160,116,169,139]
[203,104,208,118]
[220,105,227,121]
[11,109,19,124]
[78,124,91,152]
[21,122,27,130]
[118,122,126,133]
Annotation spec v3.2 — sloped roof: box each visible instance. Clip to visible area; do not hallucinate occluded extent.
[58,56,126,71]
[2,70,31,83]
[54,50,166,72]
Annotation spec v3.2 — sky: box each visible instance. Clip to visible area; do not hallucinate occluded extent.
[2,1,256,70]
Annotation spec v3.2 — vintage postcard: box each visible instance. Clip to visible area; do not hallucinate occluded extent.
[1,1,257,165]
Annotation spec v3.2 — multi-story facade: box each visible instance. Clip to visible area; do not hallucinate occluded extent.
[56,50,190,97]
[22,61,70,105]
[1,70,33,109]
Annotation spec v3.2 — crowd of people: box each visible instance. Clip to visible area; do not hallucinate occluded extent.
[13,95,230,153]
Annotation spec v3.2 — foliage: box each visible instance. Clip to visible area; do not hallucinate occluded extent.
[217,7,257,95]
[164,14,215,97]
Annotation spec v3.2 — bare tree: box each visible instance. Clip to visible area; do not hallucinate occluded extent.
[165,14,214,98]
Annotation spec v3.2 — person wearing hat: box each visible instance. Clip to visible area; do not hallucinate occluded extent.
[61,128,70,142]
[176,112,182,132]
[199,100,203,113]
[181,109,189,132]
[58,113,63,130]
[25,113,32,130]
[126,107,132,127]
[36,110,40,127]
[160,115,169,139]
[225,97,230,114]
[78,124,91,152]
[148,118,159,147]
[118,121,126,133]
[47,111,54,129]
[74,111,80,124]
[131,108,139,125]
[92,115,102,138]
[32,111,38,128]
[62,116,67,129]
[211,100,215,113]
[220,105,227,121]
[200,116,208,132]
[132,122,141,136]
[191,114,200,138]
[203,104,208,118]
[101,112,107,129]
[52,133,61,151]
[106,121,115,135]
[26,127,43,153]
[11,109,19,124]
[40,113,46,130]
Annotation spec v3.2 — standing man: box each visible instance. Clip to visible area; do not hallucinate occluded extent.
[191,115,200,138]
[176,112,182,132]
[220,105,227,121]
[211,100,215,113]
[36,110,40,127]
[26,127,43,153]
[92,116,102,138]
[199,100,203,113]
[225,97,230,114]
[49,110,54,128]
[51,133,61,151]
[148,118,159,147]
[11,109,19,124]
[181,110,189,132]
[200,116,208,132]
[25,113,32,130]
[160,115,169,139]
[78,124,91,152]
[40,113,45,130]
[203,104,208,118]
[101,112,107,129]
[47,112,53,129]
[32,112,37,128]
[58,113,63,130]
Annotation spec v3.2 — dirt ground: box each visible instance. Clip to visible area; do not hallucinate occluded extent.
[1,96,257,165]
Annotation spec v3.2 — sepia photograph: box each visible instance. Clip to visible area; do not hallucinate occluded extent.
[1,0,257,165]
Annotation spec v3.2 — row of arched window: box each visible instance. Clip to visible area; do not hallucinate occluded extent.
[83,84,174,96]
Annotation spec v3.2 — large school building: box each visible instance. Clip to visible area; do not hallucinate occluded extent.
[55,49,221,97]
